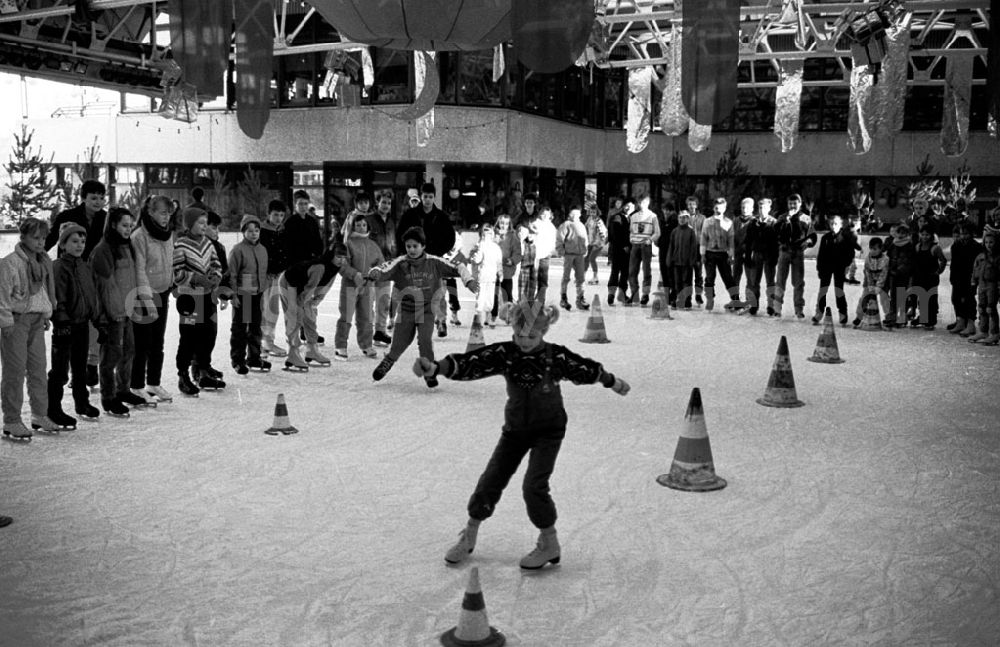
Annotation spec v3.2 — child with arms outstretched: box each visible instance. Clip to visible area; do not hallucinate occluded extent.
[413,299,630,569]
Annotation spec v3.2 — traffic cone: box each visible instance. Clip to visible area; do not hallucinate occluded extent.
[440,567,506,647]
[579,295,610,343]
[756,336,804,408]
[858,291,885,331]
[648,290,673,320]
[466,314,486,352]
[657,388,726,492]
[808,307,845,364]
[265,393,299,435]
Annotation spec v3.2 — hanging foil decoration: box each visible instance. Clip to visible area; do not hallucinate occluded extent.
[626,66,654,153]
[361,47,374,89]
[415,51,436,147]
[660,24,689,136]
[941,52,974,156]
[847,65,874,154]
[492,43,505,82]
[687,119,712,152]
[870,24,909,139]
[773,60,803,153]
[168,0,228,101]
[989,3,999,138]
[990,113,998,139]
[234,0,274,139]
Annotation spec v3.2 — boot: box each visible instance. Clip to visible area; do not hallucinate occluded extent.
[30,414,60,432]
[284,345,309,371]
[305,343,331,366]
[948,317,966,334]
[177,371,200,396]
[519,526,561,570]
[2,420,32,440]
[444,519,481,565]
[983,333,1000,346]
[102,398,130,418]
[560,294,572,311]
[47,410,77,430]
[958,320,978,337]
[967,326,989,343]
[607,292,615,307]
[197,371,226,390]
[575,295,590,310]
[372,356,396,381]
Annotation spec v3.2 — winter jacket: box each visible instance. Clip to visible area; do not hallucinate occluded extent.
[745,216,779,262]
[45,203,107,259]
[556,219,589,256]
[131,224,174,295]
[369,253,472,314]
[628,209,660,246]
[282,213,323,265]
[732,216,751,254]
[972,250,1000,287]
[863,253,889,289]
[0,244,55,327]
[397,205,455,257]
[607,210,631,253]
[700,216,734,256]
[366,211,399,261]
[815,230,857,275]
[949,238,985,286]
[471,238,503,284]
[912,242,947,284]
[498,230,522,280]
[172,232,222,296]
[775,212,817,253]
[339,231,385,288]
[51,254,98,326]
[534,219,557,259]
[227,239,269,296]
[585,216,608,249]
[887,238,915,277]
[666,225,699,267]
[260,222,288,276]
[656,211,678,251]
[91,229,138,322]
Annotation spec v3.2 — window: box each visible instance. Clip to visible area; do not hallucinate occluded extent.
[371,48,411,104]
[458,51,502,106]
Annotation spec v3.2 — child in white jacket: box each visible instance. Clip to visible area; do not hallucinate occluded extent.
[470,223,503,327]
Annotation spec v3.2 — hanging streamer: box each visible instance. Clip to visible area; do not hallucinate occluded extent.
[492,43,505,83]
[626,66,654,153]
[847,65,874,154]
[660,24,689,136]
[361,48,374,89]
[870,24,909,139]
[415,51,436,147]
[773,60,803,153]
[687,119,712,152]
[234,0,274,139]
[941,52,974,156]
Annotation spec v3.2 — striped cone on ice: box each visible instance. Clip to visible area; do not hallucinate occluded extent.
[756,336,804,408]
[466,314,486,352]
[439,567,506,647]
[265,393,299,435]
[648,290,673,320]
[807,307,845,364]
[858,291,885,331]
[579,295,610,343]
[657,388,727,492]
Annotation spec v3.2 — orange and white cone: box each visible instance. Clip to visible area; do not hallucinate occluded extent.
[756,336,804,408]
[657,388,727,492]
[439,567,506,647]
[579,295,610,343]
[648,290,673,320]
[858,290,885,331]
[466,314,486,353]
[265,393,299,435]
[808,307,845,364]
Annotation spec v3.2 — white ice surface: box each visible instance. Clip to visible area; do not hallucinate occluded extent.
[1,233,998,646]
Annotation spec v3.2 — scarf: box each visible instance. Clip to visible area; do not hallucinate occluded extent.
[140,210,173,241]
[16,242,52,297]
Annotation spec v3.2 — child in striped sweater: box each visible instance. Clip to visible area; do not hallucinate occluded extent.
[172,207,224,395]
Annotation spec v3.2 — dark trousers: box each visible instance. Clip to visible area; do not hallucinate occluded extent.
[627,244,653,298]
[746,255,778,311]
[536,258,550,303]
[230,293,264,364]
[176,299,217,377]
[468,426,565,529]
[445,277,460,312]
[493,278,513,318]
[951,282,977,320]
[672,265,694,307]
[909,276,940,325]
[131,289,171,389]
[887,272,911,323]
[657,245,671,291]
[607,247,630,296]
[731,249,746,289]
[815,267,848,315]
[48,322,90,413]
[386,309,435,362]
[703,250,737,302]
[99,319,134,400]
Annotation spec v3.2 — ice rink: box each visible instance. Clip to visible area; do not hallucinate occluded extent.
[1,233,998,646]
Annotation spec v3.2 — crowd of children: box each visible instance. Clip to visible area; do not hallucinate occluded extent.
[2,181,998,443]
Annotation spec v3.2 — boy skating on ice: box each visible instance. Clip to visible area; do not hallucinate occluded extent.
[412,299,630,569]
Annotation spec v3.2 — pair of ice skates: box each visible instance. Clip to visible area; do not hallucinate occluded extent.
[444,521,561,571]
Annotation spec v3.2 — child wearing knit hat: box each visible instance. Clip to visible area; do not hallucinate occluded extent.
[412,299,630,569]
[46,222,100,427]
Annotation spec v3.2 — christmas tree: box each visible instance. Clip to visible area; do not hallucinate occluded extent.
[2,125,61,227]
